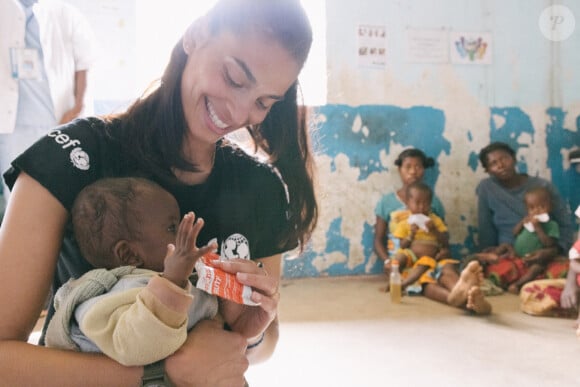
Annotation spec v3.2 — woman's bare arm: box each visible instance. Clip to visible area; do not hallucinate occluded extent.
[0,174,249,387]
[245,254,281,364]
[212,253,283,365]
[374,217,390,261]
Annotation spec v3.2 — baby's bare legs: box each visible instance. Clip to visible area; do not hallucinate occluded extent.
[447,261,484,307]
[402,264,429,289]
[507,263,544,294]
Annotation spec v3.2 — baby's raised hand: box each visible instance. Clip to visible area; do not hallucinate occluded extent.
[162,212,217,288]
[410,224,419,234]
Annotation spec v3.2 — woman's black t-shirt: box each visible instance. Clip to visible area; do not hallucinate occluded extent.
[4,117,295,341]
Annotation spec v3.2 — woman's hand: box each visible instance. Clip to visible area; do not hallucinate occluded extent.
[165,319,249,387]
[210,256,281,340]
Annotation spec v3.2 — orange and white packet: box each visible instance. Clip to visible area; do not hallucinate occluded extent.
[195,252,258,306]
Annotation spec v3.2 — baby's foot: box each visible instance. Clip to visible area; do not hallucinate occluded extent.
[447,261,483,306]
[466,286,492,315]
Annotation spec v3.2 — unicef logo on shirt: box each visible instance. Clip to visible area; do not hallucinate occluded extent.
[47,129,90,171]
[221,233,250,260]
[70,147,90,171]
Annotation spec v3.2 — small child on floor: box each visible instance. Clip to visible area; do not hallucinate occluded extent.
[389,181,452,291]
[384,182,491,314]
[475,186,562,293]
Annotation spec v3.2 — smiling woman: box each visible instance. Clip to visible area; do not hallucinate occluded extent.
[0,1,318,386]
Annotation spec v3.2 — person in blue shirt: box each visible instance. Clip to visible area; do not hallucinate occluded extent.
[474,142,573,292]
[476,142,573,259]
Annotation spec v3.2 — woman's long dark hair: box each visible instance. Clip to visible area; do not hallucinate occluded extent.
[110,0,318,250]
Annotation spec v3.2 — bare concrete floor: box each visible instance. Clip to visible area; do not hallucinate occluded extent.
[29,275,580,386]
[246,275,580,387]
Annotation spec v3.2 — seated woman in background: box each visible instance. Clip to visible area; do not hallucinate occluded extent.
[374,148,445,272]
[474,186,562,293]
[475,142,573,287]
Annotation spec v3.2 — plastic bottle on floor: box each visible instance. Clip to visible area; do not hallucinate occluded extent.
[390,261,402,303]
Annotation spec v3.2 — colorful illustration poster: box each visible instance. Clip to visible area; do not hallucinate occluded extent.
[357,24,387,68]
[405,28,449,63]
[449,31,492,65]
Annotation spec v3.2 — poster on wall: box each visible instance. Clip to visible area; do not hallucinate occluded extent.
[449,31,492,65]
[357,24,387,68]
[405,28,449,63]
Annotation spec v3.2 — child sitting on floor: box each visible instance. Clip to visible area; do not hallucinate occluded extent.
[475,186,563,294]
[388,181,452,291]
[384,182,491,314]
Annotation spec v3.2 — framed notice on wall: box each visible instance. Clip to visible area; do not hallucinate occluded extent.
[357,24,387,68]
[405,28,449,63]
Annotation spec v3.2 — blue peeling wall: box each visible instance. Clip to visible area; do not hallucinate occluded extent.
[282,0,580,278]
[62,0,579,279]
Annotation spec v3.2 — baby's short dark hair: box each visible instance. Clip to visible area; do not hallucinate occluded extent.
[524,185,552,204]
[72,177,165,269]
[405,181,433,202]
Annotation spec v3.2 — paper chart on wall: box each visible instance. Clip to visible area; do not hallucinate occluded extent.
[357,24,387,68]
[449,31,493,65]
[405,28,449,63]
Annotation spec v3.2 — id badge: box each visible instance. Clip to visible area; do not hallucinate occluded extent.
[9,47,42,80]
